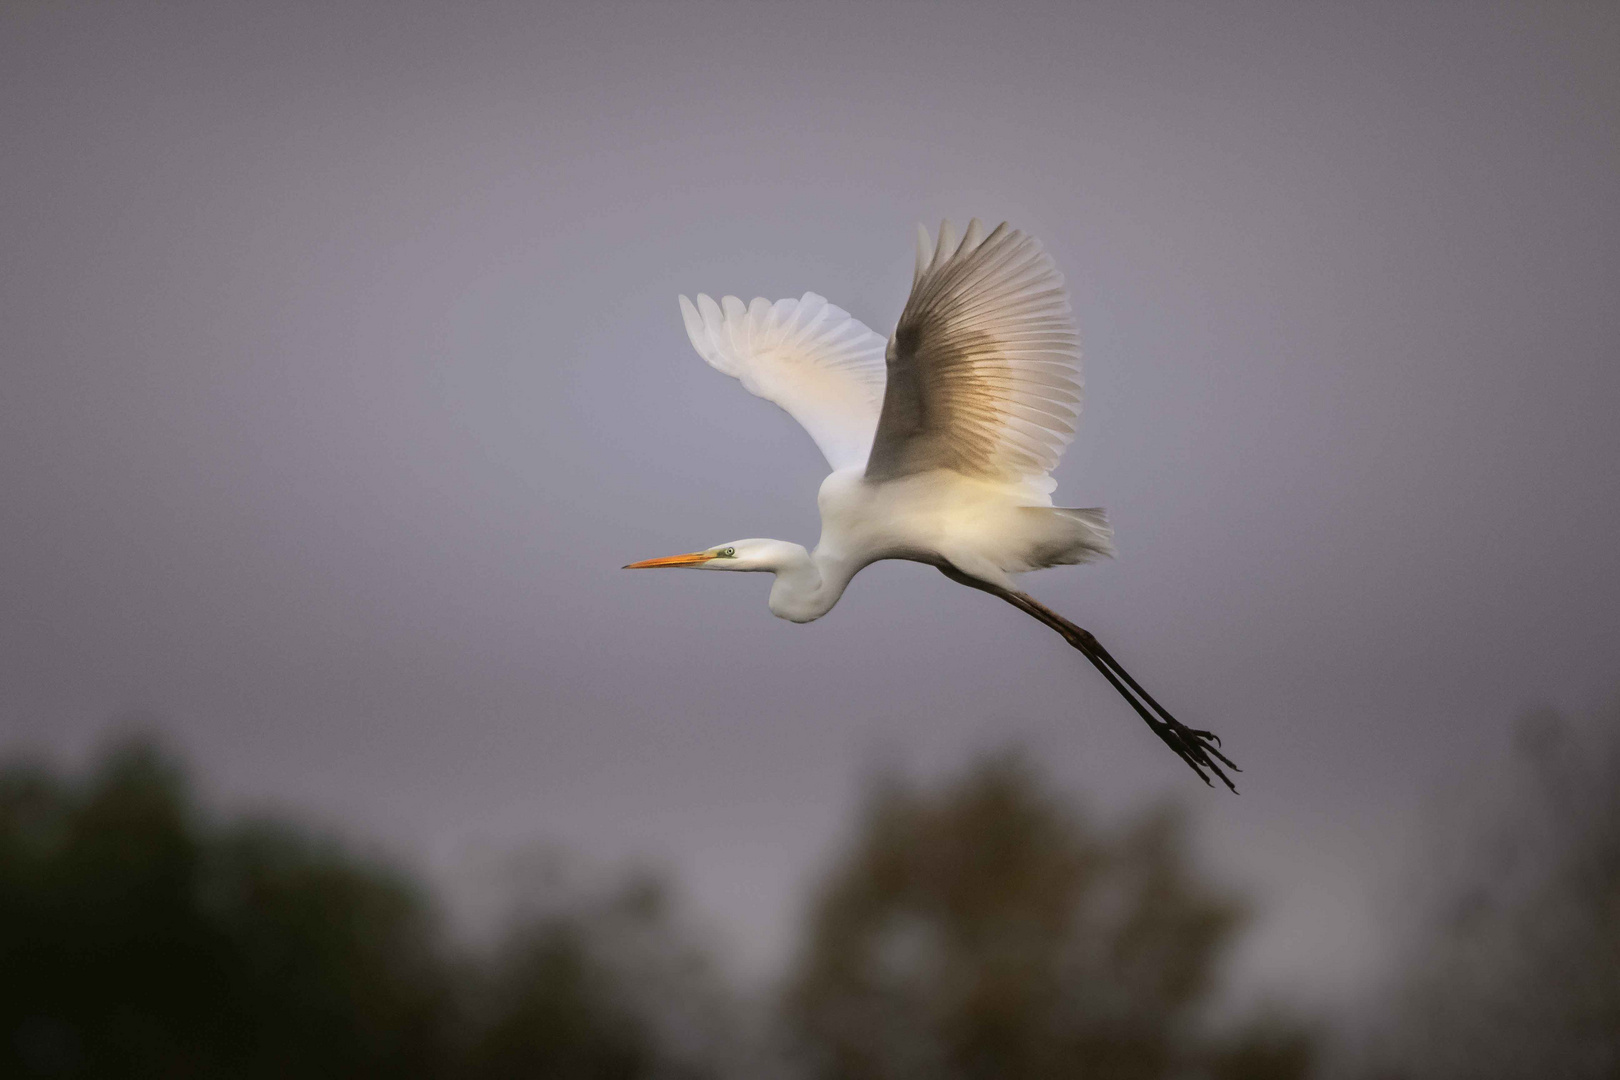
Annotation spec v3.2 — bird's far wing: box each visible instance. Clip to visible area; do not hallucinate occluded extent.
[864,220,1082,491]
[679,292,888,473]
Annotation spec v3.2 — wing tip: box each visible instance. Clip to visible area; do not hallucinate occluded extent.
[933,219,957,271]
[961,217,985,252]
[915,217,1024,278]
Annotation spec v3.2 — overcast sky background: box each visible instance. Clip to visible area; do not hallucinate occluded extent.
[4,0,1617,1013]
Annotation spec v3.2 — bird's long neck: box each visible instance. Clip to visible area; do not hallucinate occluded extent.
[767,543,856,624]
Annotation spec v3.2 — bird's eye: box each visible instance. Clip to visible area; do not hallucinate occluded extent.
[720,547,736,557]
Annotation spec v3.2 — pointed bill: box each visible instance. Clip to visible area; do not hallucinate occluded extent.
[622,551,716,569]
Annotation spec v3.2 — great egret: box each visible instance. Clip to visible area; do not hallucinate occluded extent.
[627,220,1237,789]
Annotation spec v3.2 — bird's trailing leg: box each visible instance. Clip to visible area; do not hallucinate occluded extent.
[941,568,1240,791]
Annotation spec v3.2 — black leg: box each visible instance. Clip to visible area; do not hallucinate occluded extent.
[1019,593,1239,790]
[941,567,1239,791]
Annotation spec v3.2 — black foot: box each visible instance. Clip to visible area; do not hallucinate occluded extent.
[1079,632,1240,791]
[1144,716,1239,792]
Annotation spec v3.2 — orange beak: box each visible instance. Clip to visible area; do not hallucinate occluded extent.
[622,551,716,569]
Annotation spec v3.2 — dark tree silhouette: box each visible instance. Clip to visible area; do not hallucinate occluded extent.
[0,732,1315,1079]
[1375,707,1620,1079]
[0,737,453,1079]
[0,735,745,1079]
[782,752,1313,1080]
[461,866,748,1080]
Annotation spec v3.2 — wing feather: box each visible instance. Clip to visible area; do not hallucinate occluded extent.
[678,291,888,472]
[865,220,1083,490]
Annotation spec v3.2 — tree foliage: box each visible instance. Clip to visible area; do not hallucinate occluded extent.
[0,734,1318,1079]
[783,753,1313,1080]
[0,736,737,1079]
[0,739,451,1078]
[1376,708,1620,1079]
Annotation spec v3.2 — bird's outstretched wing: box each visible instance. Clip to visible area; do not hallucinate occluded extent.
[865,220,1082,490]
[679,292,888,472]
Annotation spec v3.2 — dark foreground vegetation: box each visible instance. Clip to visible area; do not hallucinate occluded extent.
[2,709,1616,1078]
[1365,707,1620,1079]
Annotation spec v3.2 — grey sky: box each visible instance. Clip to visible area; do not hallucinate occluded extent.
[3,1,1617,1010]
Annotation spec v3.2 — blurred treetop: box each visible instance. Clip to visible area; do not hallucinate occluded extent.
[783,752,1312,1080]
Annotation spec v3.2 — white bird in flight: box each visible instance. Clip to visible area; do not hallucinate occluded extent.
[626,220,1237,789]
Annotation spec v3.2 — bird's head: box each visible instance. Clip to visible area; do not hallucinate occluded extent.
[622,538,795,573]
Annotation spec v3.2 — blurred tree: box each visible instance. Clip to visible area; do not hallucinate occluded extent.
[0,736,453,1078]
[1376,707,1620,1079]
[461,865,750,1080]
[782,752,1313,1080]
[0,732,755,1080]
[463,920,657,1080]
[0,731,1316,1079]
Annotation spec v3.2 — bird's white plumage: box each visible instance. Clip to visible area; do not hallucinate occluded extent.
[678,291,888,472]
[669,220,1108,600]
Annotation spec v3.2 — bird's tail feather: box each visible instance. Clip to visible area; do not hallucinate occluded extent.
[1014,506,1115,570]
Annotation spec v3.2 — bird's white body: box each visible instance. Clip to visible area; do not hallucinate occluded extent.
[626,219,1235,787]
[755,467,1112,623]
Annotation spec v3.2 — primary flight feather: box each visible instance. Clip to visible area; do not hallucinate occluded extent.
[632,220,1238,789]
